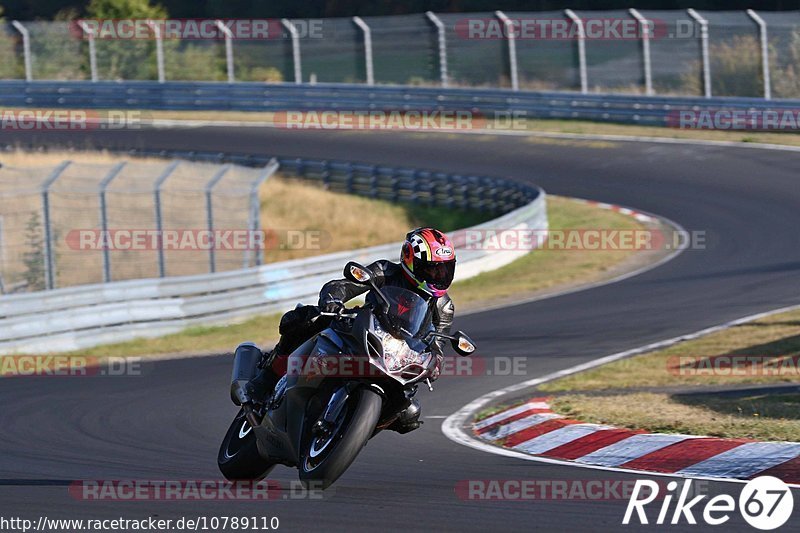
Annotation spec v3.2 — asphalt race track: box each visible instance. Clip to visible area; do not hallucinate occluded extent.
[2,127,800,531]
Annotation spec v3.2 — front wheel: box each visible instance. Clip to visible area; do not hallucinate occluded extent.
[218,408,276,481]
[299,388,382,489]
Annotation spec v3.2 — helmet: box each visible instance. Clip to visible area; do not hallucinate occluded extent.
[400,228,456,298]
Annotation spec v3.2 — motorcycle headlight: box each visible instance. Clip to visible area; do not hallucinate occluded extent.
[374,322,424,372]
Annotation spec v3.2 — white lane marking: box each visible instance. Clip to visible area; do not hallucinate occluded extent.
[513,423,612,455]
[479,413,562,441]
[576,434,697,467]
[677,442,800,479]
[473,401,550,430]
[442,302,800,487]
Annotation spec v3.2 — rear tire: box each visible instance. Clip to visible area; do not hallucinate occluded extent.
[218,408,276,481]
[299,388,382,490]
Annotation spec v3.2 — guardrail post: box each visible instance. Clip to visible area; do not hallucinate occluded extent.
[98,162,126,283]
[426,11,449,87]
[565,9,588,94]
[41,161,71,290]
[204,164,231,273]
[687,9,711,98]
[494,11,519,91]
[245,158,279,268]
[78,21,98,82]
[353,17,374,85]
[281,19,303,84]
[11,21,32,82]
[148,21,166,83]
[747,9,771,100]
[153,161,180,278]
[629,9,653,96]
[216,20,235,83]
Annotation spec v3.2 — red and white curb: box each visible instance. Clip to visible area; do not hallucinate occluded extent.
[576,199,657,224]
[474,397,800,485]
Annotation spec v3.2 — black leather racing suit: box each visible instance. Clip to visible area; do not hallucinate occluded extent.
[318,259,455,378]
[247,260,454,433]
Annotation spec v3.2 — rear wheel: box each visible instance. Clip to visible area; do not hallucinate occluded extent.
[217,408,275,481]
[299,388,382,489]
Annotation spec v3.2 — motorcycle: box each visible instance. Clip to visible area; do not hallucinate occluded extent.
[217,261,476,489]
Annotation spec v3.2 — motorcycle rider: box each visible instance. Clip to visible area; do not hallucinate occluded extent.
[240,227,457,434]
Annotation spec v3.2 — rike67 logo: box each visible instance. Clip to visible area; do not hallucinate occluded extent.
[624,477,794,530]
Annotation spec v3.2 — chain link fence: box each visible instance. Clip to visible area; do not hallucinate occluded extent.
[1,10,798,98]
[0,158,276,294]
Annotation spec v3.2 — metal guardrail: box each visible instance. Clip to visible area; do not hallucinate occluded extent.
[1,80,797,126]
[0,189,546,355]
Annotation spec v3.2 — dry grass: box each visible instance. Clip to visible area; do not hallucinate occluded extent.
[551,392,800,442]
[540,307,800,441]
[540,308,800,392]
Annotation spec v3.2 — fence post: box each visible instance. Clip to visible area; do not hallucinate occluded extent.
[98,162,126,283]
[494,11,519,91]
[41,161,71,290]
[153,161,180,278]
[204,164,231,273]
[353,17,374,85]
[245,158,279,268]
[78,21,98,82]
[687,9,711,98]
[148,21,166,83]
[281,19,303,84]
[629,9,653,96]
[215,20,235,82]
[747,9,771,100]
[565,9,588,94]
[425,11,449,87]
[11,21,32,82]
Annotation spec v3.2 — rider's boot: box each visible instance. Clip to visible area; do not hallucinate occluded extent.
[244,344,283,405]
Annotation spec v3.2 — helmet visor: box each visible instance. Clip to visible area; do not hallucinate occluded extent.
[415,259,456,291]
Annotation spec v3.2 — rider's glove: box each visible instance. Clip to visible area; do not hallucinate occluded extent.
[321,299,344,315]
[429,351,444,382]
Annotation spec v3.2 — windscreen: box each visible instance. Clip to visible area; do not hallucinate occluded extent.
[379,286,432,338]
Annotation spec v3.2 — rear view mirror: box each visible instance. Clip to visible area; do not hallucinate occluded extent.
[451,331,476,357]
[344,261,372,284]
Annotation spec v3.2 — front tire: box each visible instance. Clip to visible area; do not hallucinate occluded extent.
[218,408,276,481]
[299,388,382,489]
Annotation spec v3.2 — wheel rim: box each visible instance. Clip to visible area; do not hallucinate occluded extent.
[303,399,351,472]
